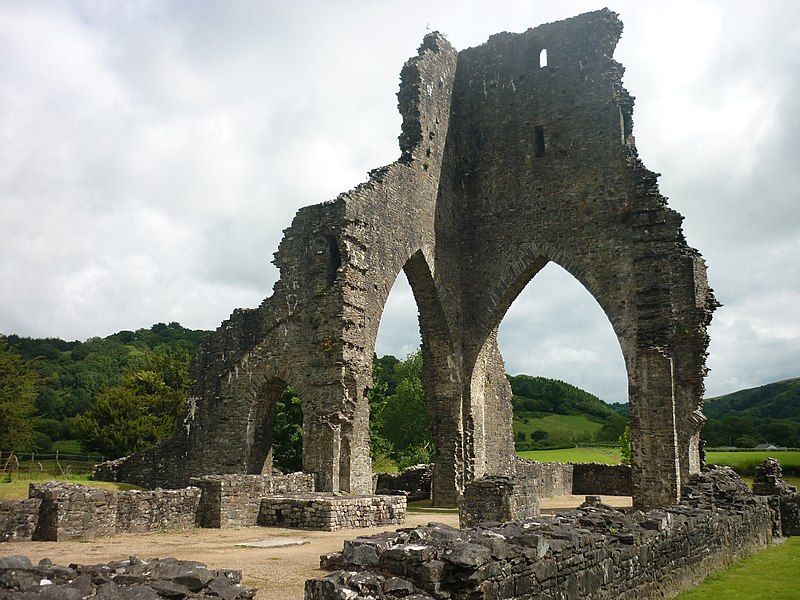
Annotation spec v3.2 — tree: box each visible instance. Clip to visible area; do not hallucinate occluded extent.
[0,338,37,452]
[272,389,303,472]
[75,347,189,457]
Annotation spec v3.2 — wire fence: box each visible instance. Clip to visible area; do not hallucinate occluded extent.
[0,450,105,479]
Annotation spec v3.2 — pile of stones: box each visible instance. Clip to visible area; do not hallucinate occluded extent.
[0,555,255,599]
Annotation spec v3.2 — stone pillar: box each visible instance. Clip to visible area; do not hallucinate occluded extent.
[629,348,681,510]
[303,417,341,493]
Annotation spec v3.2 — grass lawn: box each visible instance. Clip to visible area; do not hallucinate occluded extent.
[677,538,800,600]
[513,413,603,443]
[706,451,800,473]
[0,475,142,500]
[517,447,622,464]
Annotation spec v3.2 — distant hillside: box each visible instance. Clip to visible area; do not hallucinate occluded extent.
[2,322,210,453]
[508,375,626,450]
[705,378,800,420]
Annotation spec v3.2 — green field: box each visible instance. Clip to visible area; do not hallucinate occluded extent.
[0,475,142,500]
[517,448,800,473]
[677,538,800,600]
[513,413,604,443]
[517,447,622,464]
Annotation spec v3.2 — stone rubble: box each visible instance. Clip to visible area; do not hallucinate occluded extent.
[0,555,255,599]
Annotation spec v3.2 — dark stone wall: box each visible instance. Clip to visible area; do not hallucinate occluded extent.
[459,476,539,528]
[306,469,773,600]
[514,459,573,497]
[101,9,715,511]
[0,499,41,543]
[375,464,432,502]
[571,463,632,496]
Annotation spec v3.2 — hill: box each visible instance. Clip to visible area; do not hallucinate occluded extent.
[705,378,800,420]
[2,322,210,453]
[508,375,626,450]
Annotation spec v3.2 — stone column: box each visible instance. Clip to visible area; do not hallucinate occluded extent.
[629,348,681,510]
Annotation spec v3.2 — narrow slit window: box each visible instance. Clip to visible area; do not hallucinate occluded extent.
[539,48,548,68]
[534,125,545,157]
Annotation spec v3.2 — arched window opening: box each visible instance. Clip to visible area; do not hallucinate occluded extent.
[497,262,627,453]
[248,380,304,474]
[539,48,548,68]
[371,269,431,474]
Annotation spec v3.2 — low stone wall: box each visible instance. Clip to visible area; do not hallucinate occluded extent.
[571,463,632,496]
[375,464,432,501]
[0,499,41,543]
[258,494,406,531]
[0,555,255,599]
[513,459,573,497]
[30,482,119,541]
[116,487,201,533]
[29,482,201,541]
[306,468,774,599]
[191,473,316,528]
[459,476,539,528]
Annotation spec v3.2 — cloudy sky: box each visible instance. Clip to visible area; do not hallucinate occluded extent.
[1,1,798,404]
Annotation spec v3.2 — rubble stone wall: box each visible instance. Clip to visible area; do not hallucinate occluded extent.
[459,476,539,528]
[375,465,432,501]
[258,494,406,531]
[0,499,41,543]
[28,482,201,541]
[571,463,632,496]
[306,469,773,599]
[191,473,315,528]
[514,460,573,497]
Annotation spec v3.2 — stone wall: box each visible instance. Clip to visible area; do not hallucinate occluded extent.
[191,473,316,528]
[459,476,539,528]
[0,499,41,543]
[28,482,200,541]
[258,494,406,531]
[514,459,573,497]
[571,463,632,496]
[116,488,201,533]
[752,457,800,537]
[375,464,432,501]
[306,469,773,599]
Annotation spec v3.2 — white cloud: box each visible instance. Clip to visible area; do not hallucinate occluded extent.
[0,0,798,402]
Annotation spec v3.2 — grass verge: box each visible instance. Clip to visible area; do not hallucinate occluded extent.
[0,475,142,500]
[677,538,800,600]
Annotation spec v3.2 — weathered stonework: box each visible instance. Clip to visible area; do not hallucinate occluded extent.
[98,9,716,511]
[459,476,539,528]
[752,458,800,536]
[258,494,406,531]
[0,499,41,543]
[571,463,632,497]
[306,469,773,599]
[28,482,200,541]
[191,473,315,528]
[375,464,432,501]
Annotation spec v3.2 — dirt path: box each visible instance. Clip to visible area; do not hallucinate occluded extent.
[0,496,630,599]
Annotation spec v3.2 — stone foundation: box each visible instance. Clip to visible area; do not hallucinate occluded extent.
[0,499,41,543]
[258,494,406,531]
[191,473,316,528]
[306,468,773,599]
[459,476,539,528]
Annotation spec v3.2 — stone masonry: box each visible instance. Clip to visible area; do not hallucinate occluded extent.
[306,468,773,599]
[459,476,540,528]
[752,457,800,536]
[98,9,717,510]
[258,494,406,531]
[0,499,41,543]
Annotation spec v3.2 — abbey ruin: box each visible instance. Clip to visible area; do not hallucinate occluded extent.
[96,9,717,512]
